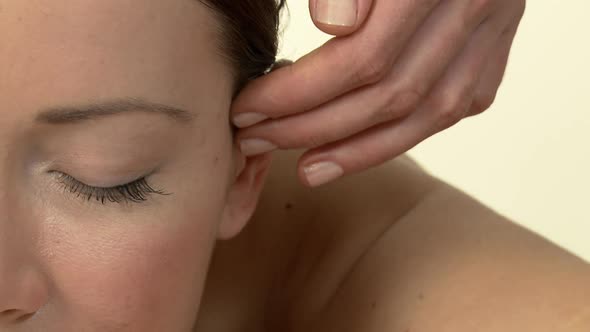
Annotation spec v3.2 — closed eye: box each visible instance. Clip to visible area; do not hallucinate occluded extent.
[52,171,171,205]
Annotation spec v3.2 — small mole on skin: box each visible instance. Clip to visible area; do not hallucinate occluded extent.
[418,292,424,300]
[285,202,293,210]
[371,301,376,309]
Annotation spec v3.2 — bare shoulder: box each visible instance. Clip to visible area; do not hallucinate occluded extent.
[263,152,440,328]
[267,153,590,331]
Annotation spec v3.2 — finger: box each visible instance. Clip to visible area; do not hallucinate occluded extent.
[296,14,511,187]
[368,0,498,120]
[423,2,518,133]
[297,111,429,187]
[467,19,521,117]
[231,0,442,126]
[308,0,374,36]
[233,1,501,151]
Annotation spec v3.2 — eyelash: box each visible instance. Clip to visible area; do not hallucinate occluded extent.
[53,172,170,205]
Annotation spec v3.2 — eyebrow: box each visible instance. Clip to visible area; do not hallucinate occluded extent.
[35,97,196,124]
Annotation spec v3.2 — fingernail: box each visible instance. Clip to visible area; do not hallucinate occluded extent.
[240,138,277,156]
[315,0,358,27]
[232,112,269,128]
[304,161,344,187]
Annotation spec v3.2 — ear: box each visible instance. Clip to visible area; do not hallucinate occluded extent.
[217,145,274,241]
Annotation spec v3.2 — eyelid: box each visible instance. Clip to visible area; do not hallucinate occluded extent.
[52,171,171,205]
[48,162,163,188]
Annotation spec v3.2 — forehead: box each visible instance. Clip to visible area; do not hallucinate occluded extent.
[0,0,231,121]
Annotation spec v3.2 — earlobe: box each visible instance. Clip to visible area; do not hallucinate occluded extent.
[217,150,274,241]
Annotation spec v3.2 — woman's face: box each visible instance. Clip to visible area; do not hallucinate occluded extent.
[0,1,268,330]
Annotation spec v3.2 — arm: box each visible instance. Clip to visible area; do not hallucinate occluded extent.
[280,156,590,331]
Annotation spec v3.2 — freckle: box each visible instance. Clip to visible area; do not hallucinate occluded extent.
[418,292,424,300]
[371,301,376,309]
[285,202,293,210]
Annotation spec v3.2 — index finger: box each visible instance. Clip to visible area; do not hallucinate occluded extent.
[230,0,442,121]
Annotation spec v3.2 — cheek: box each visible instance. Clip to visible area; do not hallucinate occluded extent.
[38,203,219,331]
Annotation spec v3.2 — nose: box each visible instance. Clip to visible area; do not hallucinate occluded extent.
[0,189,50,324]
[0,267,49,323]
[0,253,49,322]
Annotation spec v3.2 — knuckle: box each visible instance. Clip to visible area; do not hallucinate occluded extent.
[269,116,330,149]
[375,88,423,123]
[437,106,466,129]
[394,88,424,112]
[431,90,472,129]
[266,118,296,148]
[470,93,496,115]
[352,50,390,85]
[466,0,495,24]
[301,131,326,148]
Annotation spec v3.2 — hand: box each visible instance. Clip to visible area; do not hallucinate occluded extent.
[230,0,526,187]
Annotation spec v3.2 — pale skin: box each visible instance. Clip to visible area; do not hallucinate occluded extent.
[1,1,589,332]
[199,149,590,331]
[1,1,261,330]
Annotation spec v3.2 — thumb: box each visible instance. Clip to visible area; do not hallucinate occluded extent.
[309,0,374,36]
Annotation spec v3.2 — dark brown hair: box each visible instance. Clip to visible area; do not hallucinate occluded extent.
[198,0,289,100]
